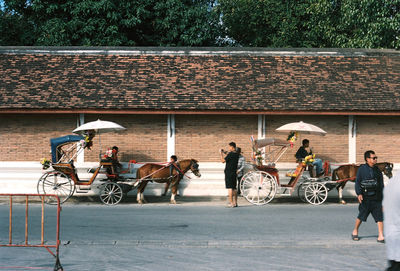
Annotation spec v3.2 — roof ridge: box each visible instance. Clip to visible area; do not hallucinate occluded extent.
[0,46,399,56]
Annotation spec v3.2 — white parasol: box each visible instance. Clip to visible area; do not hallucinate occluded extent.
[276,121,327,135]
[73,119,126,134]
[73,119,126,158]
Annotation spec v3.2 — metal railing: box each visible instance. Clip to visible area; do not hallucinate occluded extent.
[0,194,63,271]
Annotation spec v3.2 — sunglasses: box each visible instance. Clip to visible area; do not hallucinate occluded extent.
[369,156,378,160]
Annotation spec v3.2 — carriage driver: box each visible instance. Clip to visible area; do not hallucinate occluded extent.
[162,155,182,197]
[169,155,180,177]
[295,139,323,176]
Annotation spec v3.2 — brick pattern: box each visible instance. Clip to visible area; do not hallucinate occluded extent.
[0,114,76,161]
[356,116,400,164]
[2,114,400,163]
[0,114,167,162]
[175,115,257,162]
[83,114,167,162]
[266,115,348,163]
[1,52,399,112]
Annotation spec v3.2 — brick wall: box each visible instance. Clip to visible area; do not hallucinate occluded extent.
[1,114,399,164]
[84,114,167,162]
[265,115,348,163]
[357,116,400,163]
[0,114,76,161]
[175,115,257,162]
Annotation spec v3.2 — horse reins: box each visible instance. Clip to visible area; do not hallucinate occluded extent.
[139,160,195,182]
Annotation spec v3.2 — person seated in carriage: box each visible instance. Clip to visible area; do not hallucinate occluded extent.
[295,139,324,177]
[103,146,123,174]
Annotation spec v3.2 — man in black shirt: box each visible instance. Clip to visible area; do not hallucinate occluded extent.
[220,142,239,208]
[351,150,384,243]
[295,139,323,176]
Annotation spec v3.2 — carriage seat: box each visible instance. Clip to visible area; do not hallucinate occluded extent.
[52,160,80,183]
[100,159,119,180]
[282,164,305,188]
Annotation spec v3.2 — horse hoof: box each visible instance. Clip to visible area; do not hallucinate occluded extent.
[340,200,347,205]
[138,200,144,205]
[170,200,176,204]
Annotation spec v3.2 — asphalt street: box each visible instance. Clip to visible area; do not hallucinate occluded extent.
[0,197,388,271]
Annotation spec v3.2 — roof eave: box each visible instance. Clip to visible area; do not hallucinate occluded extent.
[0,108,399,116]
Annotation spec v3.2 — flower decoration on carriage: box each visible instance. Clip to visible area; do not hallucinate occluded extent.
[40,158,51,170]
[82,131,95,150]
[286,131,298,148]
[79,135,93,150]
[103,148,113,159]
[254,150,264,166]
[302,154,315,166]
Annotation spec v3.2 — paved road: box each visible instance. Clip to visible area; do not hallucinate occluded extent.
[0,198,388,271]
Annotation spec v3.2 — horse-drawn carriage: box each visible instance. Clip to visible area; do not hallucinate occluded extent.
[38,121,201,205]
[38,133,139,205]
[240,136,393,206]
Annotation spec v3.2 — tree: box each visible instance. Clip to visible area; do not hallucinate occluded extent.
[216,0,400,49]
[216,0,312,47]
[0,0,221,46]
[306,0,400,49]
[1,0,399,49]
[0,1,35,45]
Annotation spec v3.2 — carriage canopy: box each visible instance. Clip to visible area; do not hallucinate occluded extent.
[50,135,84,163]
[252,137,290,149]
[251,137,290,166]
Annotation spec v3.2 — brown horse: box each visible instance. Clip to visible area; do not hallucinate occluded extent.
[332,162,393,204]
[136,159,201,204]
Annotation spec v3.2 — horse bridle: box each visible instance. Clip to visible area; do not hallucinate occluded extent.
[385,163,393,174]
[190,160,200,175]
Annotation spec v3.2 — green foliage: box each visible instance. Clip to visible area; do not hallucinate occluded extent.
[217,0,400,49]
[0,0,221,46]
[306,0,400,49]
[216,0,311,47]
[0,0,399,49]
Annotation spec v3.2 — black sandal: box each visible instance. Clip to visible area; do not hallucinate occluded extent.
[351,234,359,241]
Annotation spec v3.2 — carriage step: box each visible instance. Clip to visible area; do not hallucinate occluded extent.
[76,186,91,192]
[75,190,89,193]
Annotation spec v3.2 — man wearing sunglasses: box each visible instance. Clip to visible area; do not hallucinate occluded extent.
[351,150,384,243]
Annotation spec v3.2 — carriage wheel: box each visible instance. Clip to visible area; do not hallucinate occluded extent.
[304,182,328,205]
[240,171,277,205]
[297,182,307,203]
[38,171,75,205]
[99,182,124,205]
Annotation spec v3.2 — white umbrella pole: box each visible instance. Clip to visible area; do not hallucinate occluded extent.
[98,131,102,160]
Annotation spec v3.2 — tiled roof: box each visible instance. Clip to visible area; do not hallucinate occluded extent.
[0,47,399,114]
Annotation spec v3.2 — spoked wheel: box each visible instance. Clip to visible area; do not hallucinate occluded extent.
[37,171,75,204]
[304,182,328,205]
[297,182,307,203]
[240,171,277,205]
[99,182,124,205]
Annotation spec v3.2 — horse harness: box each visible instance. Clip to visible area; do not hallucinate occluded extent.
[139,160,195,183]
